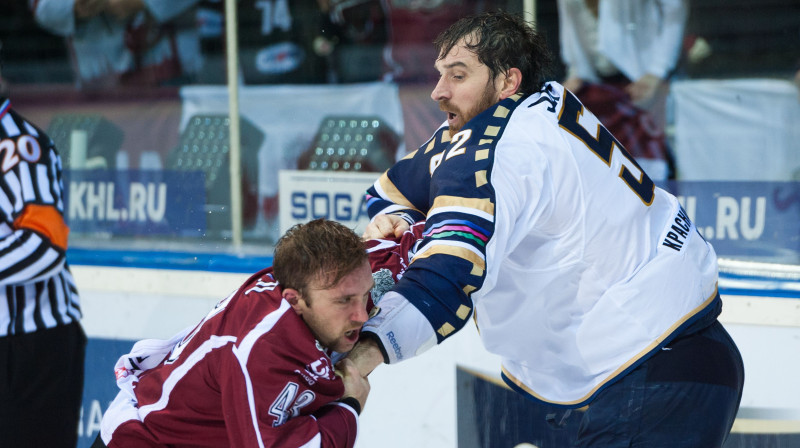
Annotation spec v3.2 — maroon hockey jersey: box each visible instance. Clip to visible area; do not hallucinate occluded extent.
[100,268,357,448]
[364,221,425,309]
[99,223,425,447]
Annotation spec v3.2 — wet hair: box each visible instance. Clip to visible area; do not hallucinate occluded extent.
[272,219,367,298]
[433,10,554,93]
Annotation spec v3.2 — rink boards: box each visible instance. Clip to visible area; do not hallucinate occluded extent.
[71,251,800,448]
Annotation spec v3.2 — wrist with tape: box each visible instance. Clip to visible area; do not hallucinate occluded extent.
[360,291,437,364]
[337,396,362,415]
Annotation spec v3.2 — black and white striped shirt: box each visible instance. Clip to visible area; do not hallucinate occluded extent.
[0,97,81,337]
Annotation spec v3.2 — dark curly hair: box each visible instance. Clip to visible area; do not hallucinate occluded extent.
[273,219,367,298]
[433,10,554,94]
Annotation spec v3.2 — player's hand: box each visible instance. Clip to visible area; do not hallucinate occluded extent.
[626,74,662,107]
[336,358,370,411]
[346,338,385,377]
[362,214,409,240]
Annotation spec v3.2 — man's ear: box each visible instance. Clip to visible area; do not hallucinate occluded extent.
[498,67,523,99]
[283,288,303,315]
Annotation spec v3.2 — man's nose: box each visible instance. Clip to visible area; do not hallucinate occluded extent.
[352,303,369,323]
[431,78,449,102]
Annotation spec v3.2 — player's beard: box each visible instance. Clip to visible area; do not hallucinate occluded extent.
[440,82,499,134]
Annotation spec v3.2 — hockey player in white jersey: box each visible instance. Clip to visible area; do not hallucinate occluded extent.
[349,10,744,447]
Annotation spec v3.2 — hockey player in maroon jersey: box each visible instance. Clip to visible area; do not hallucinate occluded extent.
[94,219,425,448]
[94,219,379,448]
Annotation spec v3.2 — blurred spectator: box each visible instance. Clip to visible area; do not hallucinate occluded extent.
[558,0,688,127]
[382,0,484,83]
[229,0,387,85]
[193,0,226,83]
[0,0,72,84]
[557,0,688,179]
[327,0,389,83]
[30,0,203,89]
[236,0,339,84]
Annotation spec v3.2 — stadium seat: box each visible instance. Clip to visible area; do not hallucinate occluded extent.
[166,114,264,235]
[297,116,400,173]
[46,114,124,170]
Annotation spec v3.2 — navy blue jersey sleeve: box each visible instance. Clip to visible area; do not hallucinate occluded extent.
[374,95,528,343]
[365,125,451,223]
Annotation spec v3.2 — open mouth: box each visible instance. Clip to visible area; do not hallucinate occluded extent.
[345,329,360,342]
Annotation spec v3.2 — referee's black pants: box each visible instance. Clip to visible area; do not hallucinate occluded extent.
[0,321,87,448]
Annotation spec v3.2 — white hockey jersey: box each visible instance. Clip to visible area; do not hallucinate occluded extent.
[365,82,720,406]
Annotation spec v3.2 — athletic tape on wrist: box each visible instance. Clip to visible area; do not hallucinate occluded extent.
[338,396,362,415]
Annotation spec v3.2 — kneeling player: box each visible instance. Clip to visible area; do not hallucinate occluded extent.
[93,219,424,448]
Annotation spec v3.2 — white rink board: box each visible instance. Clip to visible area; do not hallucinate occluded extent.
[75,265,800,447]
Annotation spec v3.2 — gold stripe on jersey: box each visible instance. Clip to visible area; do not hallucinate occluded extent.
[377,172,421,213]
[401,149,418,160]
[424,138,438,154]
[438,322,456,337]
[476,149,490,161]
[509,93,524,102]
[431,195,494,216]
[478,139,493,146]
[463,285,477,295]
[494,106,510,118]
[456,304,471,320]
[484,125,501,137]
[413,245,486,273]
[502,285,721,406]
[441,130,452,142]
[476,170,488,188]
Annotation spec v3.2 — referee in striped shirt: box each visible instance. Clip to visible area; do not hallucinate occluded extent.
[0,43,86,447]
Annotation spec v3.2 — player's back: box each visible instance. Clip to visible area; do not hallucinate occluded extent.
[116,269,334,446]
[495,84,677,287]
[471,83,719,404]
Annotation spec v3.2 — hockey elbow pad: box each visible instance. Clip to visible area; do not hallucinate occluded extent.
[360,291,437,364]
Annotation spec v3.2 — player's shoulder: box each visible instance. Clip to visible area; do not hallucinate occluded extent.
[460,90,543,146]
[520,82,566,117]
[239,267,281,297]
[225,269,288,323]
[413,123,452,159]
[228,274,320,355]
[498,83,570,149]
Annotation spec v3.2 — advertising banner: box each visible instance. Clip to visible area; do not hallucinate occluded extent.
[63,170,207,237]
[666,181,800,260]
[76,338,137,448]
[278,170,379,236]
[278,172,800,262]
